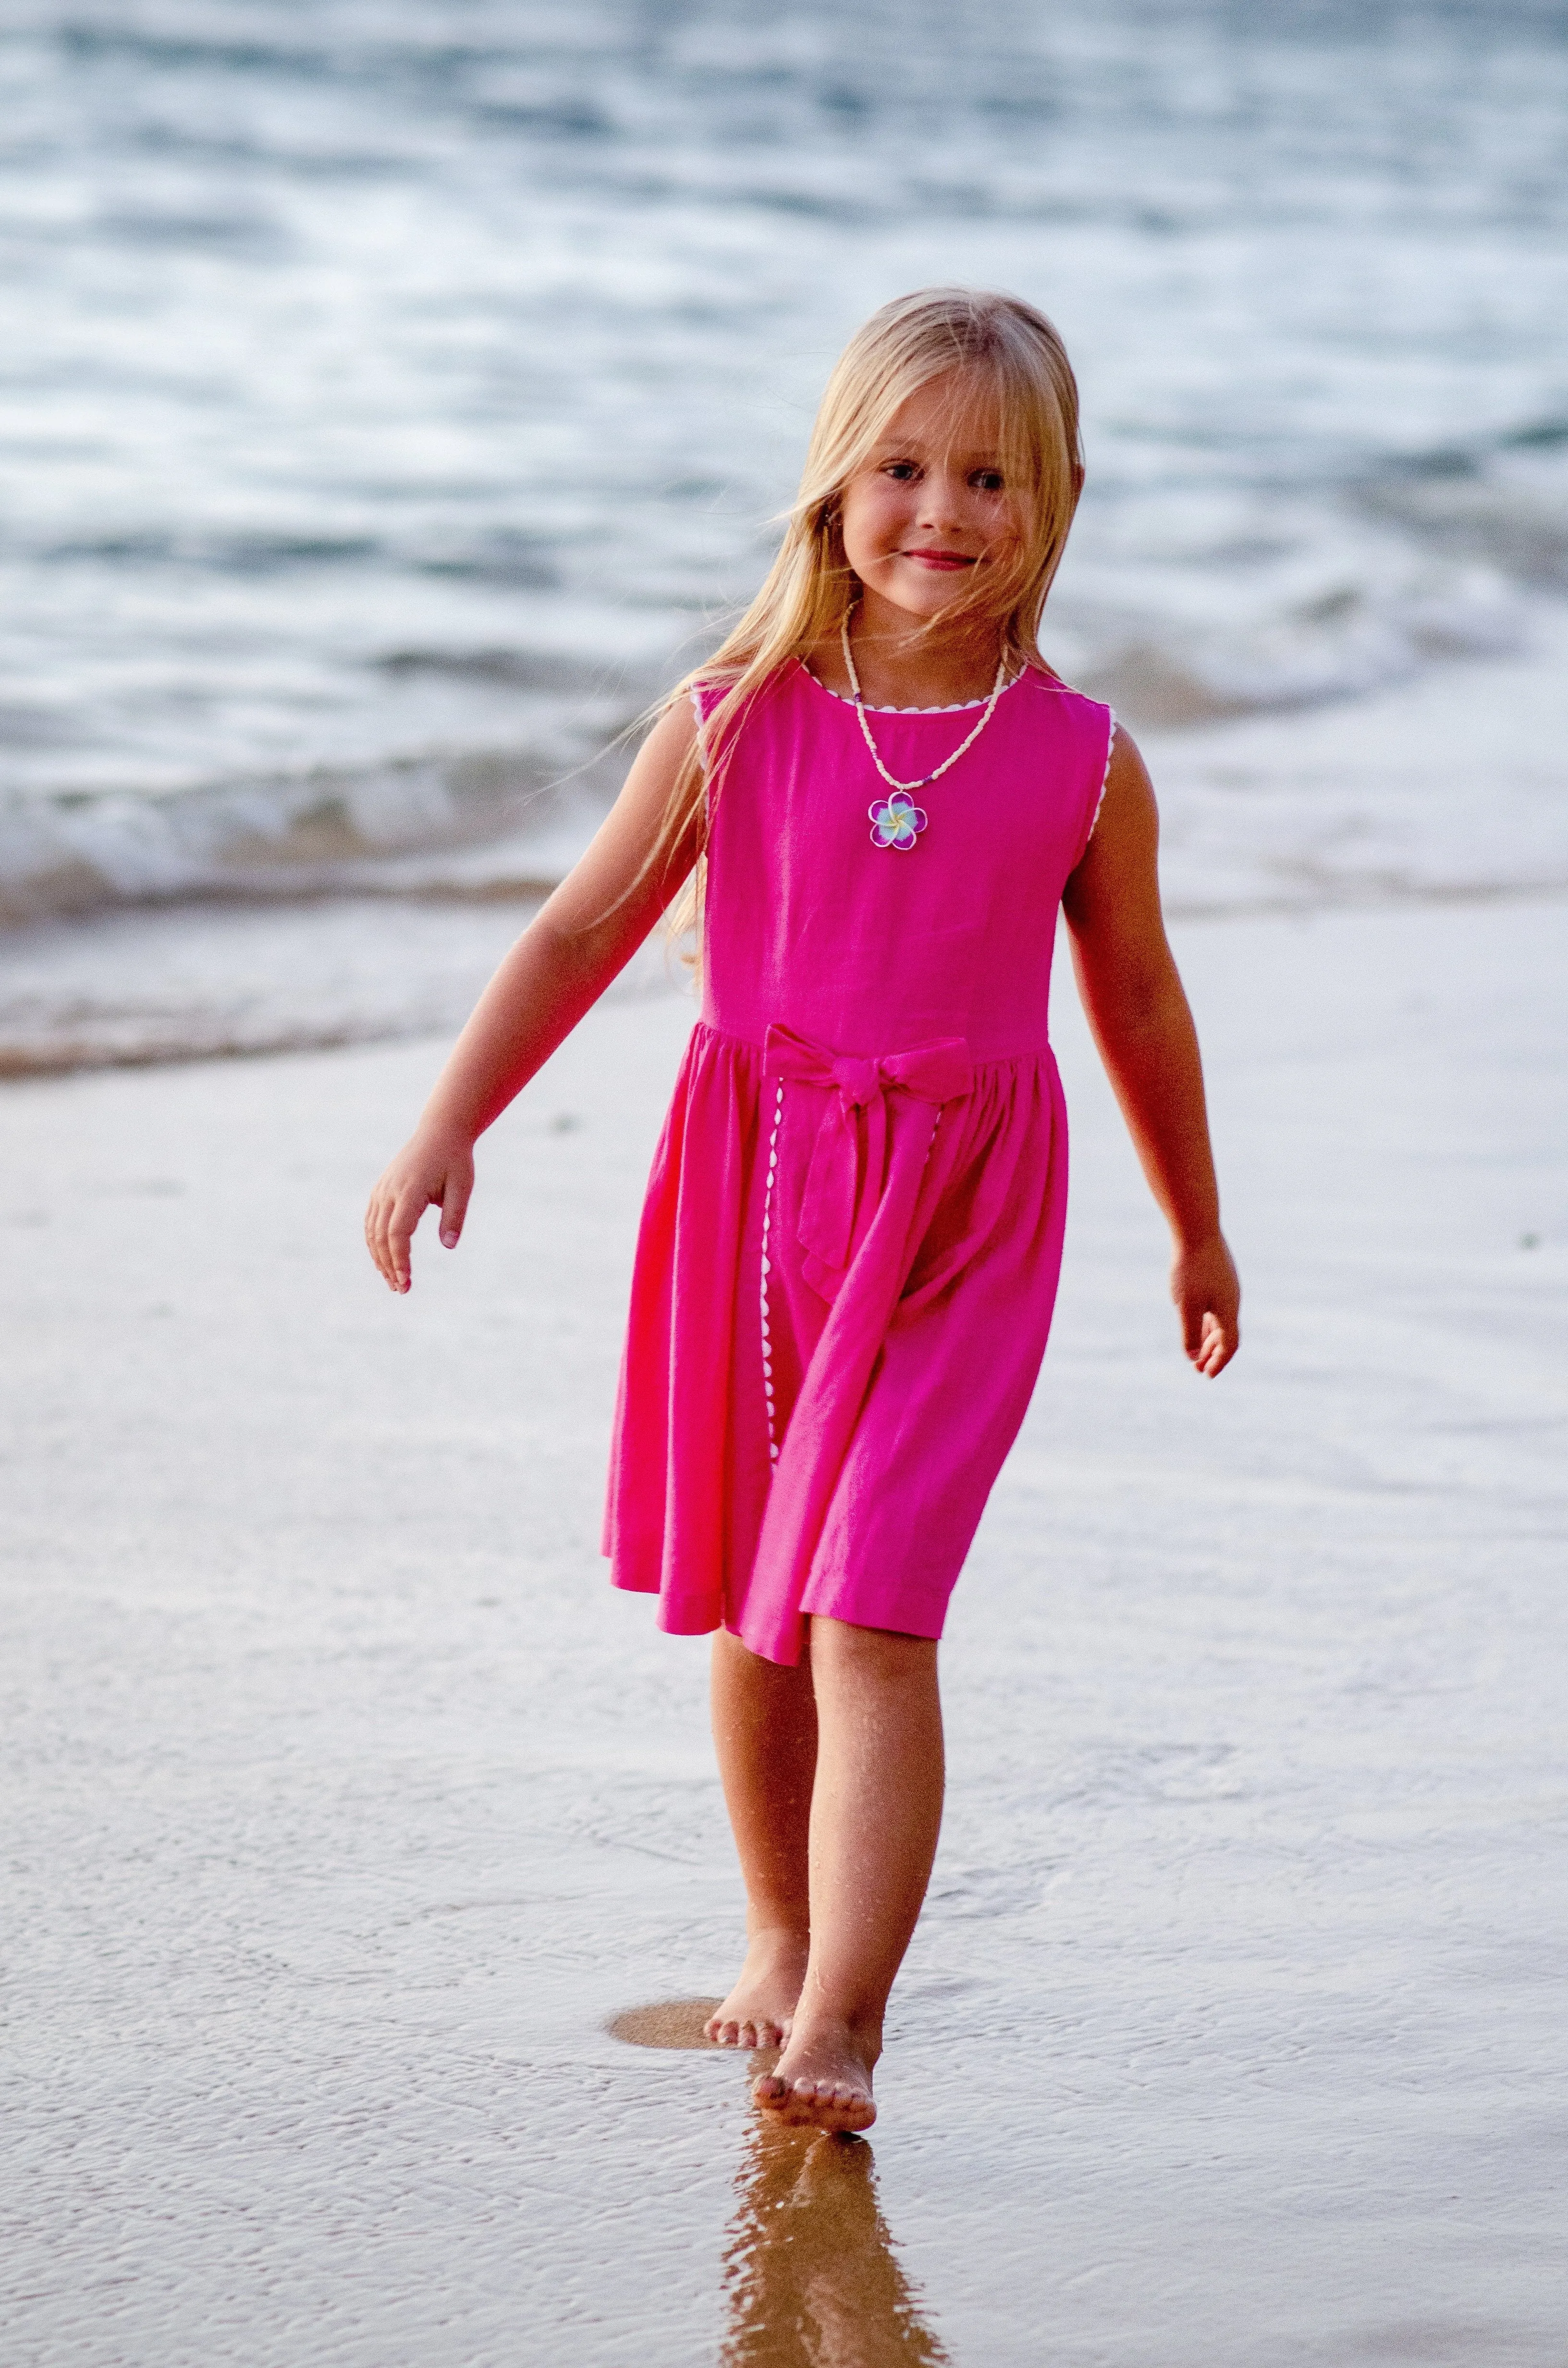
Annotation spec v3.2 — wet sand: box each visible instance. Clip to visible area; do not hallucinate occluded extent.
[2,894,1565,2365]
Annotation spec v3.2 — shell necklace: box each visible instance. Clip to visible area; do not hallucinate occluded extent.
[841,613,1010,852]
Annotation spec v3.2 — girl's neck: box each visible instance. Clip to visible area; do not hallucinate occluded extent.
[812,597,1008,709]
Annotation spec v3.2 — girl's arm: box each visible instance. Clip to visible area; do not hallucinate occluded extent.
[1061,728,1240,1377]
[365,696,699,1293]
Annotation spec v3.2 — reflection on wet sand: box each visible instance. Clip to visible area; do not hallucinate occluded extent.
[608,2000,948,2364]
[722,2119,950,2368]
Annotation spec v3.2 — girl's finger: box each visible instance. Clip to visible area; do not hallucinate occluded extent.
[387,1191,424,1292]
[374,1193,398,1289]
[365,1193,387,1281]
[1200,1316,1237,1376]
[439,1166,472,1249]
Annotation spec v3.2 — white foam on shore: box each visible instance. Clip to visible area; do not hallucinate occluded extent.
[1146,600,1568,916]
[2,609,1563,1076]
[6,0,1568,946]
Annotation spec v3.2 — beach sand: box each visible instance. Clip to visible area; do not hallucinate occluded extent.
[2,890,1565,2366]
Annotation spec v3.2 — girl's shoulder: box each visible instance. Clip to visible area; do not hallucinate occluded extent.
[687,673,726,727]
[686,661,817,747]
[1008,664,1116,783]
[1019,662,1117,763]
[1014,657,1110,717]
[687,665,788,721]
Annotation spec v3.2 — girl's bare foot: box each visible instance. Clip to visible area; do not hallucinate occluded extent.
[705,1926,810,2048]
[752,2017,878,2132]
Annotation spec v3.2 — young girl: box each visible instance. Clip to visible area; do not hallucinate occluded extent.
[366,288,1239,2135]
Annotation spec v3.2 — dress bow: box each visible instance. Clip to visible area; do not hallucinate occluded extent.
[762,1023,973,1279]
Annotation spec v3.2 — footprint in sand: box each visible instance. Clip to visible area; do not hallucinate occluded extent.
[607,1997,775,2057]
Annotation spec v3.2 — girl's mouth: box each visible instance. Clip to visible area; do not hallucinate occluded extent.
[900,548,977,571]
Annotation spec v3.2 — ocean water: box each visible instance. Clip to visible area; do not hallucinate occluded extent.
[3,0,1568,1061]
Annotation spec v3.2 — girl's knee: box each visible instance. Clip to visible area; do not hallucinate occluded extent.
[809,1615,938,1679]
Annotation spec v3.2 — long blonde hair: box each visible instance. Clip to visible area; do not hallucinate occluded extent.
[654,286,1084,928]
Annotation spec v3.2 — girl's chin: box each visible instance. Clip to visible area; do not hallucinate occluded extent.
[859,573,983,619]
[852,561,994,612]
[878,599,989,633]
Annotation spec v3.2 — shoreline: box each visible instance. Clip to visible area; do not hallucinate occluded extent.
[1,863,1566,1082]
[5,609,1566,1081]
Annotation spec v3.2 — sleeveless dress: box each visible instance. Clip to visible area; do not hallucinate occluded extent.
[602,658,1115,1667]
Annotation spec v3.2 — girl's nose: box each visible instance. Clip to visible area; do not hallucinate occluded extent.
[917,469,971,531]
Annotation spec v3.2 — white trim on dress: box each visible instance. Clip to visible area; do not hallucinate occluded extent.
[1085,709,1118,846]
[799,660,1029,715]
[760,1081,784,1471]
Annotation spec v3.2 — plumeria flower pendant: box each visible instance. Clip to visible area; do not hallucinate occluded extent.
[869,793,929,851]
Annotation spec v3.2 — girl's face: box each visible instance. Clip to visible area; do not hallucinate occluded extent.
[837,371,1024,629]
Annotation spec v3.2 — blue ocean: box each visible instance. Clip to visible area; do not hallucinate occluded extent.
[2,0,1567,1059]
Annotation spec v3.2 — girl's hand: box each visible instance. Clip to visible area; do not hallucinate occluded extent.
[1171,1233,1240,1377]
[359,694,701,1300]
[364,1129,475,1295]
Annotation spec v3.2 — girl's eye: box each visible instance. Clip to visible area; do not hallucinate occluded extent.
[972,469,1005,493]
[883,461,919,481]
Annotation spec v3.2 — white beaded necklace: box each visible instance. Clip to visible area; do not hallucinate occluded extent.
[840,611,1011,796]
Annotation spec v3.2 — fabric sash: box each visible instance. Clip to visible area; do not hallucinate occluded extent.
[762,1022,973,1279]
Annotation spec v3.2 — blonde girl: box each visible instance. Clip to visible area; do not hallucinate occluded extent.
[366,288,1240,2134]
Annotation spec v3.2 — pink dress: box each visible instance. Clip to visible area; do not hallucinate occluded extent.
[602,658,1114,1666]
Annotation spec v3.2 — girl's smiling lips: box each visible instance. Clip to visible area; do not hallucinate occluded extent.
[900,547,978,570]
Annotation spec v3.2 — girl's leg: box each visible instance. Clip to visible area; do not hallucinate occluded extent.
[756,1616,944,2133]
[705,1628,818,2047]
